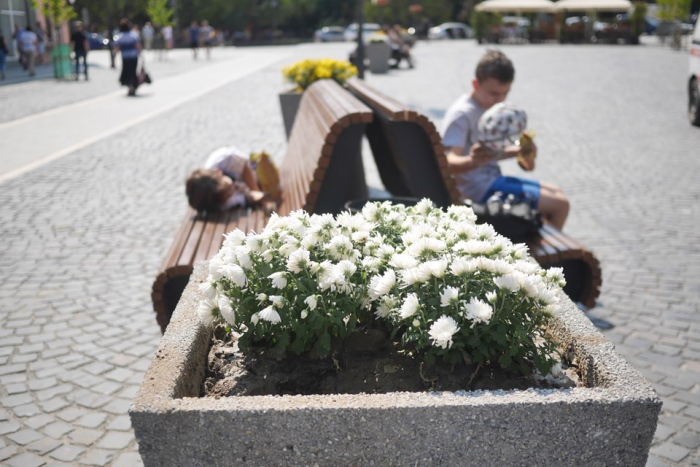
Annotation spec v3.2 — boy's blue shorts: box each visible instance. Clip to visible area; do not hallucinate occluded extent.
[481,176,541,205]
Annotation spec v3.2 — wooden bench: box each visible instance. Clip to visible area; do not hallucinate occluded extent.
[346,78,601,308]
[152,80,374,332]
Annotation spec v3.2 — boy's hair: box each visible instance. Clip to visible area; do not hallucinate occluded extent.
[185,169,226,213]
[475,50,515,84]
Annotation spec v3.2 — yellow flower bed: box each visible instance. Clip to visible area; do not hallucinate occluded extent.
[282,58,358,92]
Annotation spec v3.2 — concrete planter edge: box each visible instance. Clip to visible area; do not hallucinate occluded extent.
[130,263,661,467]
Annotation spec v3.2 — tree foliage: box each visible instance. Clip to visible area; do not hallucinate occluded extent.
[657,0,691,21]
[147,0,173,27]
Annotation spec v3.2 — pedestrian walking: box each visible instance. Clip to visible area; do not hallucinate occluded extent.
[162,24,173,59]
[36,25,46,65]
[189,21,199,60]
[0,34,8,80]
[114,18,142,96]
[142,22,154,50]
[13,24,24,70]
[70,22,89,80]
[20,26,38,77]
[200,20,213,60]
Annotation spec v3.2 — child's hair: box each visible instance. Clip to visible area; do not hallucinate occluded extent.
[475,50,515,84]
[119,19,131,33]
[185,169,226,212]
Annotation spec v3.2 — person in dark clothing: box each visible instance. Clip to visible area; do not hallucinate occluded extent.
[114,18,141,96]
[70,22,89,80]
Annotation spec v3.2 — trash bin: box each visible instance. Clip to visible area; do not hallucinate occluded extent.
[52,44,72,79]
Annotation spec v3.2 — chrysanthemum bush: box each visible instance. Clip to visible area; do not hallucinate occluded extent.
[281,58,358,92]
[199,200,567,377]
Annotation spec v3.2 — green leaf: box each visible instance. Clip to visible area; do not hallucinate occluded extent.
[313,332,331,358]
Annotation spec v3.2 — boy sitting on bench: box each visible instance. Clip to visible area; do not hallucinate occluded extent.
[441,49,570,230]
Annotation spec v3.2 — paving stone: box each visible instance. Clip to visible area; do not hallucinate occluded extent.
[49,444,86,462]
[111,452,144,467]
[69,428,104,446]
[106,415,131,431]
[5,452,46,467]
[674,431,700,449]
[27,378,58,391]
[24,414,56,430]
[13,403,41,418]
[55,407,88,423]
[25,437,62,455]
[73,413,108,429]
[0,446,19,462]
[81,362,113,376]
[0,421,21,435]
[6,429,43,445]
[90,381,121,396]
[100,399,132,415]
[0,409,9,421]
[77,449,116,466]
[43,421,75,438]
[34,385,72,402]
[655,424,675,442]
[654,442,691,462]
[102,368,134,383]
[39,397,70,413]
[5,383,27,395]
[96,431,133,450]
[0,393,33,408]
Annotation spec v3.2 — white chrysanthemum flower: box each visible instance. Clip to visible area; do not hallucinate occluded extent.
[447,205,477,223]
[197,298,218,327]
[256,293,267,303]
[300,230,319,250]
[209,255,225,281]
[362,202,378,221]
[450,257,477,276]
[514,271,538,297]
[268,271,288,289]
[537,284,559,307]
[375,299,394,318]
[245,235,265,253]
[476,224,497,240]
[464,297,493,327]
[400,264,432,287]
[485,290,498,304]
[337,260,357,278]
[198,281,217,300]
[406,237,446,257]
[494,275,520,293]
[304,295,317,311]
[424,259,448,278]
[461,240,494,256]
[269,295,285,308]
[402,223,436,245]
[300,310,309,319]
[399,293,420,319]
[429,315,460,349]
[221,264,247,287]
[368,269,396,300]
[440,286,460,307]
[259,306,281,324]
[218,296,235,325]
[451,222,477,240]
[351,231,370,243]
[546,267,566,286]
[412,319,421,327]
[361,256,381,273]
[279,237,301,257]
[223,229,246,248]
[376,244,395,260]
[514,260,540,275]
[262,249,274,263]
[327,236,354,260]
[251,313,260,325]
[287,248,310,274]
[390,253,419,270]
[511,243,529,260]
[415,198,434,215]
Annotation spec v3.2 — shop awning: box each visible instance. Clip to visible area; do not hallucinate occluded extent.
[554,0,632,11]
[475,0,556,13]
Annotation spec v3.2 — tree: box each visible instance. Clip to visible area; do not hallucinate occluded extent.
[147,0,174,26]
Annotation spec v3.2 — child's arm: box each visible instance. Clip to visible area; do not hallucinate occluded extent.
[446,143,496,174]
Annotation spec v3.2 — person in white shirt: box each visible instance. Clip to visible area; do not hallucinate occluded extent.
[20,25,38,76]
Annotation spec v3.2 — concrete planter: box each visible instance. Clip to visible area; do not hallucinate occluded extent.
[131,264,661,467]
[279,89,303,140]
[367,42,391,74]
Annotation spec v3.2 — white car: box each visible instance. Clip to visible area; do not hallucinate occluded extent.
[689,18,700,126]
[344,23,381,43]
[428,22,472,40]
[314,26,346,42]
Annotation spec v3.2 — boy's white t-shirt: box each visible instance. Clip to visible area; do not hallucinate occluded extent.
[441,94,501,202]
[204,146,249,209]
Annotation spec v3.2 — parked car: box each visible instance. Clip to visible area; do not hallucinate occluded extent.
[344,23,381,43]
[86,32,109,50]
[428,22,472,40]
[689,18,700,126]
[592,14,632,44]
[314,26,346,42]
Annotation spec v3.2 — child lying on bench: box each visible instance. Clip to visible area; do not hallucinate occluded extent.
[185,146,276,213]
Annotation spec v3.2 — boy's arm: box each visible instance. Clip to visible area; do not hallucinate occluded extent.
[498,138,537,161]
[446,143,496,174]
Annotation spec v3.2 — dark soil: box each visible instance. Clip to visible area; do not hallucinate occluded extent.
[203,326,581,397]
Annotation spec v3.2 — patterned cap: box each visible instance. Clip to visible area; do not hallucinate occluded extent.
[477,102,528,151]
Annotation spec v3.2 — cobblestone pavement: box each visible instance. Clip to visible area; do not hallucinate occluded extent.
[1,40,699,466]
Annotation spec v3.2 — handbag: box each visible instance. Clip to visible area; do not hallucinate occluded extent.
[471,191,542,242]
[138,66,152,86]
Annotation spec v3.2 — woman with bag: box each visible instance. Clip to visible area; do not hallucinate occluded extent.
[114,18,142,96]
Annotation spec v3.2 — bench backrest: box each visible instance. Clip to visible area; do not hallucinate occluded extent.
[346,77,461,208]
[278,79,373,216]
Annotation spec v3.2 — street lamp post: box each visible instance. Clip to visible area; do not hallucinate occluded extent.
[356,0,365,79]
